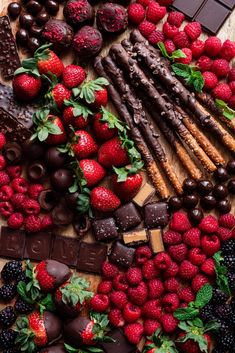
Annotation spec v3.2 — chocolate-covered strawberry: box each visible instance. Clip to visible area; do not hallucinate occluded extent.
[15,311,62,353]
[39,344,66,353]
[54,274,93,318]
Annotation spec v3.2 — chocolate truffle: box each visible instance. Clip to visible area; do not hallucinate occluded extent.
[44,311,62,345]
[19,13,34,29]
[73,26,102,58]
[200,195,217,210]
[188,207,204,224]
[50,168,73,192]
[227,159,235,175]
[213,184,228,200]
[168,196,183,211]
[26,0,43,15]
[197,180,213,196]
[8,2,21,19]
[16,28,29,46]
[216,199,231,214]
[3,142,22,164]
[27,161,47,181]
[45,0,59,15]
[183,193,199,209]
[144,202,170,229]
[183,178,197,194]
[63,0,94,27]
[214,166,229,182]
[114,202,141,231]
[92,217,118,242]
[109,241,135,268]
[42,19,74,52]
[96,3,128,33]
[228,179,235,194]
[45,147,67,169]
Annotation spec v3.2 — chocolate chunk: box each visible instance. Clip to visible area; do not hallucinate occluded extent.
[149,229,164,254]
[51,235,80,267]
[171,0,205,19]
[92,217,119,242]
[0,16,21,80]
[0,227,26,259]
[195,0,231,34]
[24,231,53,260]
[122,229,148,246]
[217,0,235,9]
[77,242,107,274]
[101,329,135,353]
[144,202,170,229]
[114,202,141,231]
[132,181,155,207]
[109,241,135,268]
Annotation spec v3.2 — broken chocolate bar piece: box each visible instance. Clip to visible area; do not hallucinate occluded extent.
[149,228,165,254]
[24,231,53,260]
[171,0,205,19]
[51,235,80,267]
[77,242,107,274]
[218,0,235,9]
[114,202,142,231]
[101,329,136,353]
[109,241,135,268]
[122,229,148,246]
[133,182,155,207]
[144,202,170,229]
[0,16,20,80]
[0,226,26,259]
[92,217,119,242]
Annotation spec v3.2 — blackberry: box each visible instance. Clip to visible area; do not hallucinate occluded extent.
[221,239,235,255]
[0,307,16,328]
[3,349,20,353]
[200,304,216,321]
[228,271,235,291]
[217,318,230,333]
[216,304,233,321]
[1,261,22,283]
[218,331,235,349]
[15,271,28,284]
[212,347,227,353]
[0,329,18,349]
[211,288,229,305]
[0,284,17,302]
[14,298,34,314]
[223,255,235,271]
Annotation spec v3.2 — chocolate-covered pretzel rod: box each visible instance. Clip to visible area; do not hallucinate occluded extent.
[94,56,170,199]
[102,55,183,193]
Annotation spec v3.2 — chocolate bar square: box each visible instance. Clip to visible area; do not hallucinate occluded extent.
[109,241,135,268]
[0,226,26,259]
[77,242,107,274]
[114,202,141,231]
[24,231,53,261]
[171,0,205,19]
[144,202,170,229]
[101,329,136,353]
[92,218,119,242]
[217,0,235,9]
[51,235,80,267]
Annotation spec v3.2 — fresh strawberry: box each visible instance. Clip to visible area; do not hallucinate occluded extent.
[127,281,148,306]
[108,308,125,327]
[79,159,106,187]
[135,245,152,265]
[123,302,141,323]
[183,228,201,247]
[50,83,71,109]
[128,3,145,25]
[204,36,222,57]
[168,243,188,262]
[74,77,109,109]
[168,11,185,27]
[126,267,142,286]
[142,300,162,320]
[110,291,127,309]
[161,313,178,333]
[90,186,121,212]
[90,294,110,312]
[62,101,92,129]
[163,230,182,245]
[169,212,191,232]
[112,173,142,202]
[98,137,129,168]
[201,259,215,277]
[162,293,180,313]
[124,323,144,344]
[148,278,164,299]
[144,330,178,353]
[144,319,161,336]
[188,248,206,266]
[138,20,155,38]
[72,130,98,159]
[93,113,116,141]
[199,215,219,233]
[13,73,42,102]
[93,88,108,109]
[146,2,166,24]
[184,22,201,41]
[62,64,86,89]
[36,44,64,77]
[179,260,199,279]
[54,274,93,318]
[191,274,209,293]
[201,235,220,256]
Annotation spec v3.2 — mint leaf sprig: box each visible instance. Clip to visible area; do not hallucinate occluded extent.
[215,99,235,121]
[213,251,231,296]
[158,42,186,62]
[172,63,205,93]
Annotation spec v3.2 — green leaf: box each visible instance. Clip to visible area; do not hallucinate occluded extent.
[37,127,49,141]
[171,63,204,92]
[174,307,199,321]
[171,49,187,60]
[213,251,231,295]
[171,63,191,78]
[194,284,213,308]
[158,42,171,59]
[215,99,235,120]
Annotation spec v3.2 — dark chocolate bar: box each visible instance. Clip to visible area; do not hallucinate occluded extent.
[114,202,142,231]
[217,0,235,10]
[51,235,80,267]
[77,242,107,274]
[24,231,53,261]
[0,227,26,259]
[92,217,119,242]
[144,202,170,229]
[109,241,135,268]
[101,329,136,353]
[171,0,205,19]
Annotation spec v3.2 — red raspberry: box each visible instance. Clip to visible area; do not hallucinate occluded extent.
[229,95,235,109]
[201,235,220,256]
[128,3,145,25]
[7,212,24,229]
[110,291,127,309]
[176,48,192,64]
[164,277,180,292]
[173,31,190,49]
[161,313,178,333]
[0,133,6,150]
[201,258,215,277]
[142,260,159,280]
[178,286,195,303]
[102,261,119,279]
[124,323,144,345]
[40,214,54,230]
[0,185,14,201]
[163,22,179,39]
[108,309,125,327]
[135,245,152,265]
[229,81,235,94]
[219,213,235,229]
[188,248,206,266]
[183,228,201,247]
[199,215,219,233]
[191,274,209,293]
[0,201,13,218]
[127,281,148,306]
[97,280,112,294]
[211,59,230,78]
[123,302,141,323]
[24,215,41,233]
[146,3,166,23]
[113,274,128,292]
[213,83,232,102]
[197,56,213,72]
[126,267,142,286]
[22,198,40,215]
[148,278,164,299]
[169,212,191,232]
[228,67,235,82]
[27,184,44,200]
[6,166,22,179]
[216,227,232,242]
[184,22,201,41]
[163,261,179,278]
[11,193,26,210]
[164,39,176,55]
[0,171,10,187]
[144,319,161,336]
[167,11,184,27]
[154,252,171,270]
[136,0,150,7]
[191,39,205,58]
[202,71,218,90]
[220,39,235,61]
[163,230,182,245]
[11,177,28,193]
[204,36,222,57]
[162,293,180,312]
[148,30,165,45]
[179,260,199,279]
[142,299,162,320]
[91,294,109,312]
[0,156,6,171]
[168,243,188,262]
[138,20,155,38]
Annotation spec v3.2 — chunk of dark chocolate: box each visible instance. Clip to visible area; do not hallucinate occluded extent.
[51,235,80,267]
[217,0,235,9]
[92,217,119,242]
[171,0,205,19]
[101,329,136,353]
[114,202,141,231]
[77,242,107,274]
[0,227,26,259]
[144,202,170,229]
[149,229,165,254]
[24,231,53,260]
[109,241,135,268]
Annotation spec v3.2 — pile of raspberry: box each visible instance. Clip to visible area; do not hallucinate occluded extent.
[90,211,235,345]
[128,0,235,108]
[0,133,53,233]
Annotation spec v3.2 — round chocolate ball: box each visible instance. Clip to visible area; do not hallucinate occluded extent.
[65,192,79,210]
[28,37,41,52]
[183,178,197,194]
[23,140,45,160]
[45,0,59,15]
[168,196,183,211]
[183,193,199,209]
[214,166,229,182]
[216,199,231,214]
[26,0,42,15]
[227,159,235,175]
[36,10,50,25]
[228,179,235,194]
[27,161,47,181]
[50,169,73,192]
[188,207,204,224]
[197,179,213,196]
[200,194,217,211]
[19,13,34,29]
[38,189,59,211]
[52,202,74,226]
[45,147,67,170]
[213,184,228,200]
[16,28,29,46]
[3,142,22,164]
[29,23,43,37]
[96,2,128,34]
[8,2,22,19]
[42,19,74,52]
